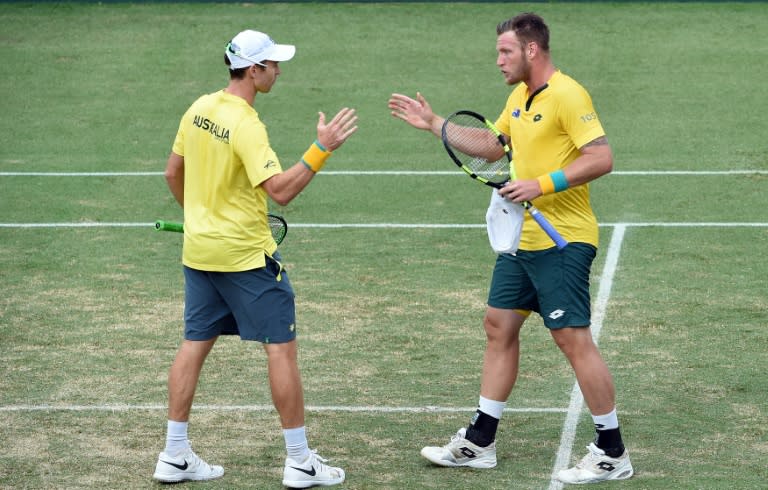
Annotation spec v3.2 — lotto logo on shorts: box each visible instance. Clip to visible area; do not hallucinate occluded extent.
[548,309,565,320]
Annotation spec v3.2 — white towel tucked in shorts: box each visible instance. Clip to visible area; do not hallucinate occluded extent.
[485,190,524,254]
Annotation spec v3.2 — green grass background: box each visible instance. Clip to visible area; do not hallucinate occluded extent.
[1,2,767,489]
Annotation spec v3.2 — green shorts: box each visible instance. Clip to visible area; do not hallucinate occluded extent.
[487,243,596,329]
[183,253,296,343]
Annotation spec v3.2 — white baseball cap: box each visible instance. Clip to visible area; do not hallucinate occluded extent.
[225,30,295,69]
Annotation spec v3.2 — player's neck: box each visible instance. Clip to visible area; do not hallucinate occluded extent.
[224,80,256,105]
[526,62,556,94]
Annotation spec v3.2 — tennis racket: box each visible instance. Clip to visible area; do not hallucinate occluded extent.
[441,110,567,249]
[155,213,288,245]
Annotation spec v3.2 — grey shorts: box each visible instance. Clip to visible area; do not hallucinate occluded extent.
[487,243,596,329]
[183,253,296,343]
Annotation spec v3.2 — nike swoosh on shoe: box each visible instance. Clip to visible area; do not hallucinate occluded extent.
[161,460,189,471]
[289,465,316,476]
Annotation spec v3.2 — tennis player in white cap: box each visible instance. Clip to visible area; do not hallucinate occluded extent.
[152,29,357,488]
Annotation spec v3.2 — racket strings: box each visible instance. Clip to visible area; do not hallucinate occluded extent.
[268,215,287,244]
[465,155,509,182]
[444,116,509,185]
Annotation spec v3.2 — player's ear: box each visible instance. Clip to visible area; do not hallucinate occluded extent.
[527,42,536,58]
[249,65,264,77]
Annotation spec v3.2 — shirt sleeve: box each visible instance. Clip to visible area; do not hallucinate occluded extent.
[171,108,193,157]
[559,85,605,149]
[234,117,284,188]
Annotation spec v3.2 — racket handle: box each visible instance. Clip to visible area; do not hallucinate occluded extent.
[527,207,568,249]
[155,220,184,233]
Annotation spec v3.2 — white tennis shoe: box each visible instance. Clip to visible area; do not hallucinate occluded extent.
[420,427,497,468]
[153,447,224,482]
[282,450,345,488]
[556,442,633,484]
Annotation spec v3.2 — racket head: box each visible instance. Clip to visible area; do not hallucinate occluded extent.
[268,213,288,245]
[441,110,512,188]
[155,215,287,245]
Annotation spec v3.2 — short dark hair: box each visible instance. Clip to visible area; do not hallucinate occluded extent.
[224,53,249,79]
[497,13,550,52]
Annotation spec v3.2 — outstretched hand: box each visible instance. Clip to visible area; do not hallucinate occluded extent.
[316,107,358,152]
[387,92,437,132]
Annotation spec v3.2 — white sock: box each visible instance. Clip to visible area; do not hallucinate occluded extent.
[591,408,619,431]
[283,426,310,462]
[478,395,506,420]
[165,420,190,455]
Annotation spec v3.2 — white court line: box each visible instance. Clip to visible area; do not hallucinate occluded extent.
[0,404,567,414]
[0,171,164,176]
[2,222,768,229]
[603,222,768,227]
[547,224,626,490]
[0,170,766,176]
[0,222,486,229]
[0,222,152,228]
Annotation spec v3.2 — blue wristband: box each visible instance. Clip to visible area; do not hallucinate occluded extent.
[550,170,569,192]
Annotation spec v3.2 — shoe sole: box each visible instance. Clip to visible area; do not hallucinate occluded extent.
[421,449,497,469]
[153,471,224,482]
[557,465,634,484]
[282,477,344,488]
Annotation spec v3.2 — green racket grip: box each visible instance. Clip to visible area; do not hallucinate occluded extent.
[155,220,184,233]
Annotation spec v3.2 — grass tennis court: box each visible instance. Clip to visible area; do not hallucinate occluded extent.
[1,2,766,489]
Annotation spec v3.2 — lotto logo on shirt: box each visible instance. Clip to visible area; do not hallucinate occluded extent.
[192,115,231,143]
[512,108,521,118]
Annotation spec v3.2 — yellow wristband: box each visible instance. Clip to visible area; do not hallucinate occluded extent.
[301,141,332,173]
[537,174,556,195]
[537,170,568,195]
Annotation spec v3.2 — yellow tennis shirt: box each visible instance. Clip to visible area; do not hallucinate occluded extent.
[495,71,605,251]
[172,90,283,271]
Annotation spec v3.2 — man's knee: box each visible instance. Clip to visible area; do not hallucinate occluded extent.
[551,327,597,357]
[483,308,525,345]
[264,339,298,361]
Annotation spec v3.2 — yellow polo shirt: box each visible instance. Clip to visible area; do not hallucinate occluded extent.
[495,71,605,250]
[172,90,282,271]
